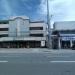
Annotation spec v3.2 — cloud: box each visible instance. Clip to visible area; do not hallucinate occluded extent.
[23,0,33,10]
[0,0,28,19]
[38,0,47,15]
[38,0,75,21]
[1,0,12,17]
[0,0,18,19]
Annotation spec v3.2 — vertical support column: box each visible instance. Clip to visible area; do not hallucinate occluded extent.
[70,40,72,48]
[58,37,61,49]
[47,0,52,49]
[17,20,20,37]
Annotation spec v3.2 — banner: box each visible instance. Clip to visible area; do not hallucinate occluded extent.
[41,41,45,47]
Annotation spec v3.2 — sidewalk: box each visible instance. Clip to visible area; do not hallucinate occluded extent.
[0,48,50,53]
[0,48,74,53]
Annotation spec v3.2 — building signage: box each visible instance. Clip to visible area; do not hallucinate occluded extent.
[61,37,75,41]
[41,41,45,47]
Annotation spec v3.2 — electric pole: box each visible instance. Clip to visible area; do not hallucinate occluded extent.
[47,0,52,48]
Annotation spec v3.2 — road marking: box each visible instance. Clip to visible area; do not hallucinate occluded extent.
[0,61,8,63]
[0,56,21,57]
[50,61,75,63]
[47,56,69,57]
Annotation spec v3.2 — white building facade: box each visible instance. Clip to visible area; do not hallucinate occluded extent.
[0,16,47,48]
[53,21,75,49]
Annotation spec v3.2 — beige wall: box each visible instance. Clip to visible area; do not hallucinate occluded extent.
[0,24,9,28]
[54,21,75,30]
[30,23,44,27]
[0,37,46,41]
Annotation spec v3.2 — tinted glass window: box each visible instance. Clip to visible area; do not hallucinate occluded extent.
[0,28,8,31]
[0,21,9,24]
[30,34,43,37]
[30,27,43,30]
[0,34,8,37]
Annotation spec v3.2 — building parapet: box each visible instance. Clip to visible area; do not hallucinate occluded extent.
[0,37,46,42]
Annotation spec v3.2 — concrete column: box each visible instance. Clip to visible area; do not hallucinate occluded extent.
[17,20,20,37]
[70,40,73,48]
[58,37,61,49]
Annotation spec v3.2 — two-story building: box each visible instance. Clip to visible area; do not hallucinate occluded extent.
[0,16,47,48]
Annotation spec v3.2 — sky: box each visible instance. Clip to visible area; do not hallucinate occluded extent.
[0,0,75,21]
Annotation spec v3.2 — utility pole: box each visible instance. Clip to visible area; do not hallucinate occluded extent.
[47,0,52,48]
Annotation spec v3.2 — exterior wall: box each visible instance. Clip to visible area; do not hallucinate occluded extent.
[30,22,44,27]
[43,23,47,37]
[0,16,47,48]
[9,18,29,37]
[30,22,47,37]
[0,24,9,28]
[20,19,29,37]
[7,19,47,40]
[54,21,75,30]
[0,16,47,42]
[0,31,8,35]
[0,37,46,41]
[9,20,17,37]
[0,23,9,36]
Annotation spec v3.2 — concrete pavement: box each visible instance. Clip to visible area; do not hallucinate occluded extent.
[0,48,75,75]
[0,48,74,53]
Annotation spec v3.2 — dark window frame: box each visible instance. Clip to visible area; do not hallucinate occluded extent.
[30,27,43,30]
[0,34,8,37]
[0,28,8,31]
[30,34,43,37]
[0,21,9,24]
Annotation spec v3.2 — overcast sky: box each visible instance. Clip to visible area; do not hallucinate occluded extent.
[0,0,75,21]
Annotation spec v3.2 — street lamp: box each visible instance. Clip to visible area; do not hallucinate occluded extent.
[47,0,52,48]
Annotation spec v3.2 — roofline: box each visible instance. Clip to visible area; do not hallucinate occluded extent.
[0,19,44,23]
[54,29,75,32]
[0,19,45,23]
[9,17,29,21]
[0,20,9,22]
[0,18,29,22]
[54,20,75,23]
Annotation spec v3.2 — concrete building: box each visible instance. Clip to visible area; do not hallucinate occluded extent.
[0,16,47,48]
[52,21,75,49]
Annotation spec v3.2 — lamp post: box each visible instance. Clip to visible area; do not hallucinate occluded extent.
[47,0,52,48]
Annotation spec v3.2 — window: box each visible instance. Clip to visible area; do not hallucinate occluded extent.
[30,34,43,37]
[0,21,9,24]
[0,34,8,37]
[0,28,8,31]
[30,27,43,30]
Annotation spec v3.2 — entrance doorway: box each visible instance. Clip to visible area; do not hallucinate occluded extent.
[61,41,70,49]
[0,41,42,48]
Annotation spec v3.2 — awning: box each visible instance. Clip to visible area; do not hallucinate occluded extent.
[60,34,75,41]
[61,37,75,41]
[60,34,75,37]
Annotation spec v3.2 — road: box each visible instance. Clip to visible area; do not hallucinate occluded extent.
[0,49,75,75]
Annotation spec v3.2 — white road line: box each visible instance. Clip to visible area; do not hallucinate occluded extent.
[0,56,21,57]
[50,61,75,63]
[0,61,8,63]
[47,56,70,57]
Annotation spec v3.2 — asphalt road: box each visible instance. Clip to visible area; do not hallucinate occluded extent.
[0,49,75,75]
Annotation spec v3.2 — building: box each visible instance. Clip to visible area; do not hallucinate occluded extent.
[0,16,47,48]
[52,21,75,49]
